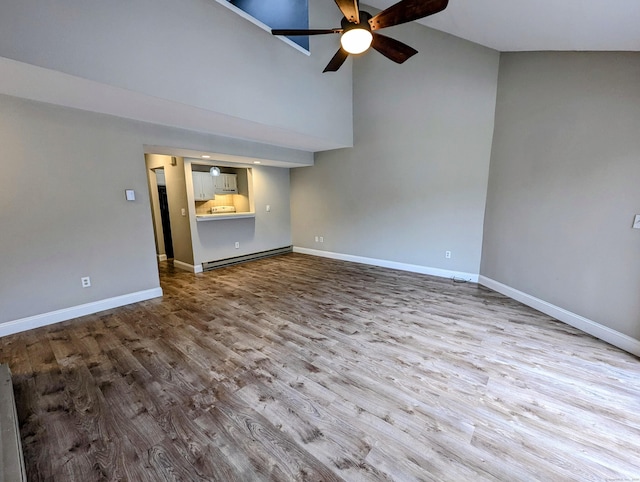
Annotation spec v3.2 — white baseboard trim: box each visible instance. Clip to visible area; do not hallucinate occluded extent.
[0,288,163,338]
[173,260,203,273]
[479,276,640,357]
[293,247,479,283]
[157,254,167,262]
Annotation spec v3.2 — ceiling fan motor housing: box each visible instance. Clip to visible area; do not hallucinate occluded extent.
[340,11,374,55]
[341,11,373,31]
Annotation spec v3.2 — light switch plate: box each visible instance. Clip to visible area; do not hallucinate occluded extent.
[633,214,640,229]
[125,189,135,201]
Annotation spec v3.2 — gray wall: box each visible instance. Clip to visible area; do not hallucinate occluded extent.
[481,52,640,340]
[0,94,307,325]
[291,24,499,275]
[0,95,158,323]
[0,0,352,149]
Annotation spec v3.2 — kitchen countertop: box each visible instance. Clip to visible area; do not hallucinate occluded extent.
[195,212,256,222]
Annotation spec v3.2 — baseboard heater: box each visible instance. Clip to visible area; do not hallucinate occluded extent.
[202,245,292,271]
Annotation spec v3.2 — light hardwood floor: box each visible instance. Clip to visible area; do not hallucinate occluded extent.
[1,253,639,481]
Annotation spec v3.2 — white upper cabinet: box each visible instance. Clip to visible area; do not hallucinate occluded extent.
[215,173,238,194]
[192,172,216,201]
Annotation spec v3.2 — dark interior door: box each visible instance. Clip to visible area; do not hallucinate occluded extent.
[157,186,174,259]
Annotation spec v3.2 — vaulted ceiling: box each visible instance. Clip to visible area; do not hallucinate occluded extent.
[2,1,639,158]
[366,0,640,51]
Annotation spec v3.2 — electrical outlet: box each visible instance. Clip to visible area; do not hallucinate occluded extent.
[266,205,271,212]
[81,277,91,288]
[181,208,186,216]
[445,251,452,259]
[319,236,324,243]
[235,242,240,249]
[315,236,319,243]
[633,214,640,229]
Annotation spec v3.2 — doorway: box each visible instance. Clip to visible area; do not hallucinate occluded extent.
[157,185,174,259]
[145,162,174,263]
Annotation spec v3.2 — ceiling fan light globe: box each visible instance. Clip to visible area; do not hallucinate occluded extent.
[209,166,221,177]
[340,28,373,54]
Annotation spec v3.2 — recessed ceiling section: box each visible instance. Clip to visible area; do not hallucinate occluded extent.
[365,0,640,52]
[143,146,312,168]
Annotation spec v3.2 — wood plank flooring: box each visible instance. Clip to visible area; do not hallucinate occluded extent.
[1,253,639,481]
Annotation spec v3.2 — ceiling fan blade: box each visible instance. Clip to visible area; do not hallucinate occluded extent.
[334,0,360,24]
[272,28,341,36]
[323,48,350,73]
[369,0,448,31]
[371,33,418,64]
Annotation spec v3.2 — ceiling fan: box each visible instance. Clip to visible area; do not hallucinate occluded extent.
[272,0,449,72]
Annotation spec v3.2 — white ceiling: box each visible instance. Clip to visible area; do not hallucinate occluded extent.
[365,0,640,52]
